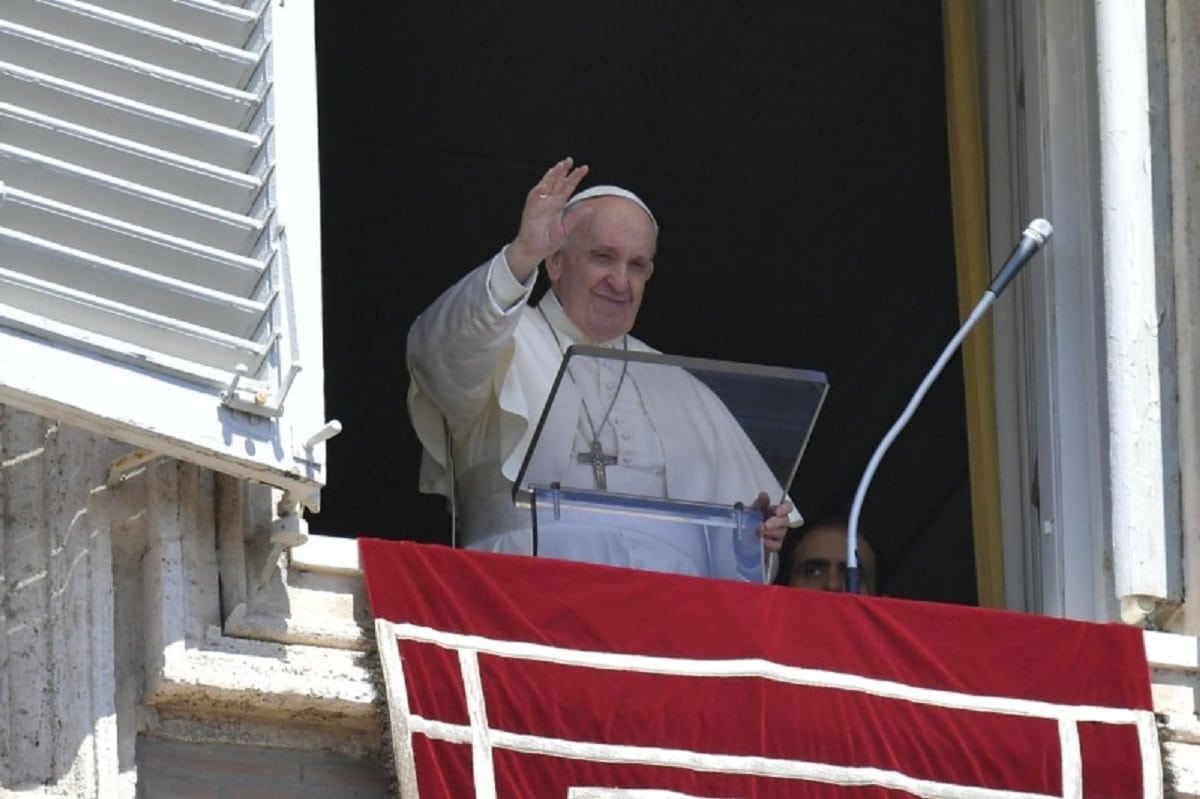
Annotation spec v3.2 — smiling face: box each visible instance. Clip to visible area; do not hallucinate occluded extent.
[546,196,656,342]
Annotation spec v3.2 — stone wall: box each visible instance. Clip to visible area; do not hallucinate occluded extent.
[135,737,390,799]
[0,408,130,795]
[0,406,385,798]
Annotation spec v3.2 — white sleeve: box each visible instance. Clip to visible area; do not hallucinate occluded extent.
[487,245,537,311]
[407,248,535,431]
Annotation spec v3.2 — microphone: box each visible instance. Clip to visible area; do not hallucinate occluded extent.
[987,219,1055,296]
[845,219,1054,594]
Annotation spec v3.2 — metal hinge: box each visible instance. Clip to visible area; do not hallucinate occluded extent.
[220,362,301,419]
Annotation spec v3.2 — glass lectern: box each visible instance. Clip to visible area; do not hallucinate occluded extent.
[512,345,828,583]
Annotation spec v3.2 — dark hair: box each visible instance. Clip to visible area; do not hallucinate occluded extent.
[774,513,880,592]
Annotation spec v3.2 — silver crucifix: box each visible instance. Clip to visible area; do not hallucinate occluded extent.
[577,438,618,490]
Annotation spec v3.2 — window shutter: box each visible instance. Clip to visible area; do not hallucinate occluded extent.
[0,0,332,507]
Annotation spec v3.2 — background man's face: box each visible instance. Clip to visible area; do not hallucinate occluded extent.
[789,525,874,594]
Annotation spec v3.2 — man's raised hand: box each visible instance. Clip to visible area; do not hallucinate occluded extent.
[506,157,590,280]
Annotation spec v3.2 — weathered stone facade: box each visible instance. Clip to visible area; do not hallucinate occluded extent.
[1,406,386,798]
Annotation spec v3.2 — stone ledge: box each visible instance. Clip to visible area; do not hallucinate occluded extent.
[223,534,372,651]
[146,635,379,728]
[1148,630,1200,718]
[1148,630,1200,672]
[291,534,362,575]
[1146,631,1200,797]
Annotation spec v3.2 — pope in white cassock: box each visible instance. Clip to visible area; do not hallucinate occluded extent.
[406,158,799,580]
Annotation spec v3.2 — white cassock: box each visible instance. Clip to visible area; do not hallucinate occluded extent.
[407,247,798,580]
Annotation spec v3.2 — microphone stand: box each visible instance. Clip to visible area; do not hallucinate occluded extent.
[845,220,1054,594]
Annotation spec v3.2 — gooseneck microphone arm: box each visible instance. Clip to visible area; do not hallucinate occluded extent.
[845,219,1054,595]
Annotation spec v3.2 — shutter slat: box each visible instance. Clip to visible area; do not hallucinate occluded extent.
[0,268,269,375]
[1,104,263,211]
[0,20,261,128]
[0,145,266,254]
[0,62,263,170]
[6,0,263,88]
[1,188,266,297]
[0,227,269,337]
[79,0,261,49]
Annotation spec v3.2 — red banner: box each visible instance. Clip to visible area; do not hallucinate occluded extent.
[360,539,1159,799]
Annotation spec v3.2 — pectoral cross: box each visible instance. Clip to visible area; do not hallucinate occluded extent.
[577,438,618,491]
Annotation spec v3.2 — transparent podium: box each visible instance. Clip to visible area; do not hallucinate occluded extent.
[512,345,828,583]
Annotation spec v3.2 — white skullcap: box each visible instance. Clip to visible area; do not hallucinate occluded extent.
[563,184,658,231]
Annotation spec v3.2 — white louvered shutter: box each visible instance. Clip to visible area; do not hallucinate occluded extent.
[0,0,330,507]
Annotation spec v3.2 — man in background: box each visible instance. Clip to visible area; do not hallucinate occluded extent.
[779,516,877,594]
